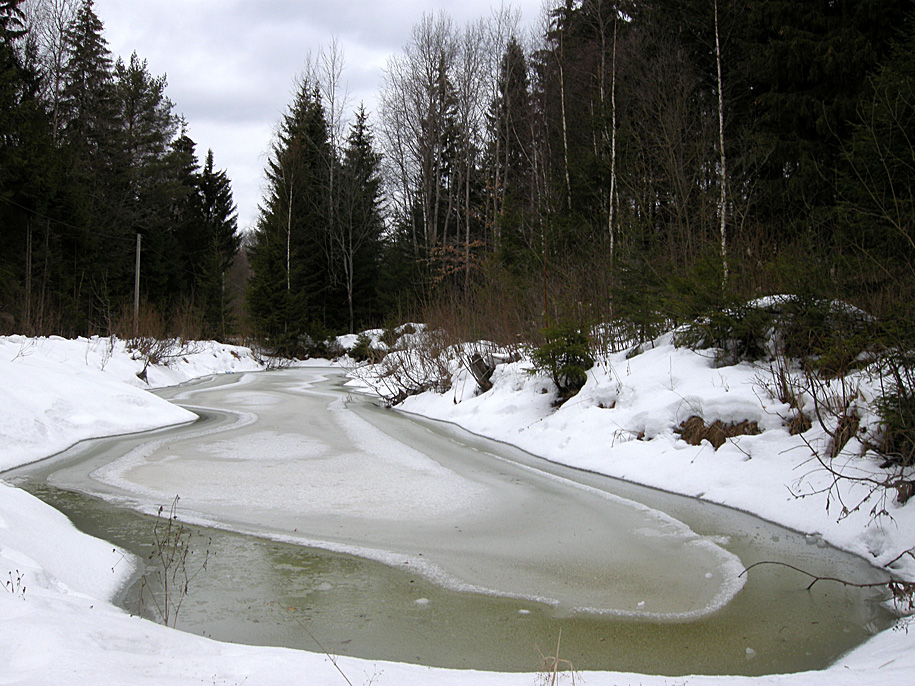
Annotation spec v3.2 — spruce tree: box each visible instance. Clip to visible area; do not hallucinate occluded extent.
[840,16,915,278]
[0,0,38,330]
[56,0,116,329]
[336,104,384,333]
[736,0,914,241]
[196,149,240,338]
[488,36,533,269]
[248,78,333,354]
[110,52,185,311]
[60,0,113,161]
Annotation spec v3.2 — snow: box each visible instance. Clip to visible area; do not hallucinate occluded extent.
[1,332,915,685]
[392,334,915,576]
[0,335,263,470]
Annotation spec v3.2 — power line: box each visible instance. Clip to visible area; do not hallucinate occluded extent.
[0,194,136,244]
[1,193,208,280]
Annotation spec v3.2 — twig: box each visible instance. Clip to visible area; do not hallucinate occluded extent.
[741,560,897,591]
[537,628,578,686]
[278,604,354,686]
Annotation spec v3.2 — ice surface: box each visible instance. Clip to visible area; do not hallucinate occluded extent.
[67,368,745,619]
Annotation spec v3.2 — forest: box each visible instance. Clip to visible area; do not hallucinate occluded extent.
[0,0,239,340]
[3,0,915,360]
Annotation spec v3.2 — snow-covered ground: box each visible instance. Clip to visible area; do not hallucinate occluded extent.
[1,333,914,685]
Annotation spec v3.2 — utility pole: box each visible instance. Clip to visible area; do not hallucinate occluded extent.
[134,233,141,335]
[25,220,32,331]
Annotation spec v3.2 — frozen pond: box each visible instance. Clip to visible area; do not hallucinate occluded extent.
[5,367,895,674]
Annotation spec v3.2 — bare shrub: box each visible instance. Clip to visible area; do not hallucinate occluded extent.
[114,302,203,381]
[137,496,209,628]
[249,342,295,371]
[3,570,25,599]
[536,629,579,686]
[421,278,530,357]
[788,366,913,521]
[755,352,812,435]
[170,301,205,342]
[803,368,864,459]
[741,559,915,616]
[358,327,456,405]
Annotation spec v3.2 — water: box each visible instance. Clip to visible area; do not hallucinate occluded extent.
[4,367,895,675]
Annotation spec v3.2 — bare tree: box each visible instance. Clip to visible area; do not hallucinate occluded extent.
[23,0,79,145]
[452,18,492,288]
[602,3,619,269]
[482,3,522,241]
[380,12,458,254]
[620,32,718,265]
[316,38,350,275]
[551,6,573,212]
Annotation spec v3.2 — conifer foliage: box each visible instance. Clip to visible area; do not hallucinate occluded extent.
[5,0,915,352]
[373,0,915,344]
[0,0,240,338]
[248,81,384,354]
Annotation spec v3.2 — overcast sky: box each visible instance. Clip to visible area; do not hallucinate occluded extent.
[93,1,547,233]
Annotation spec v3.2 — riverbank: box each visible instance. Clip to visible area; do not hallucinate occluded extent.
[1,334,914,685]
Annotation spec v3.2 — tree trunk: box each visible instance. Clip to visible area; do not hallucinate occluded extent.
[609,14,618,271]
[557,56,572,212]
[714,0,729,285]
[286,186,293,292]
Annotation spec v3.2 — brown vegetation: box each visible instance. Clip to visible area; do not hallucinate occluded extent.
[677,415,760,450]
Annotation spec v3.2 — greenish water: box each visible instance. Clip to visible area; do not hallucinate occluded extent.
[18,483,893,675]
[5,368,897,675]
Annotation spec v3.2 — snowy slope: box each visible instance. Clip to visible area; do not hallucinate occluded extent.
[0,335,263,470]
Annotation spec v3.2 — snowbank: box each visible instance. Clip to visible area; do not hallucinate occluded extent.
[2,332,915,685]
[0,335,263,470]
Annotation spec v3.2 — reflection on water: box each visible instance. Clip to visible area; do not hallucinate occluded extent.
[4,368,897,675]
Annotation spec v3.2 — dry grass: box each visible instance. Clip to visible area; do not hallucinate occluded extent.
[677,415,760,449]
[536,629,579,686]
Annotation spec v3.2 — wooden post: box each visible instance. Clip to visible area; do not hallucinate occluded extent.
[134,233,141,335]
[468,353,495,392]
[25,220,32,330]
